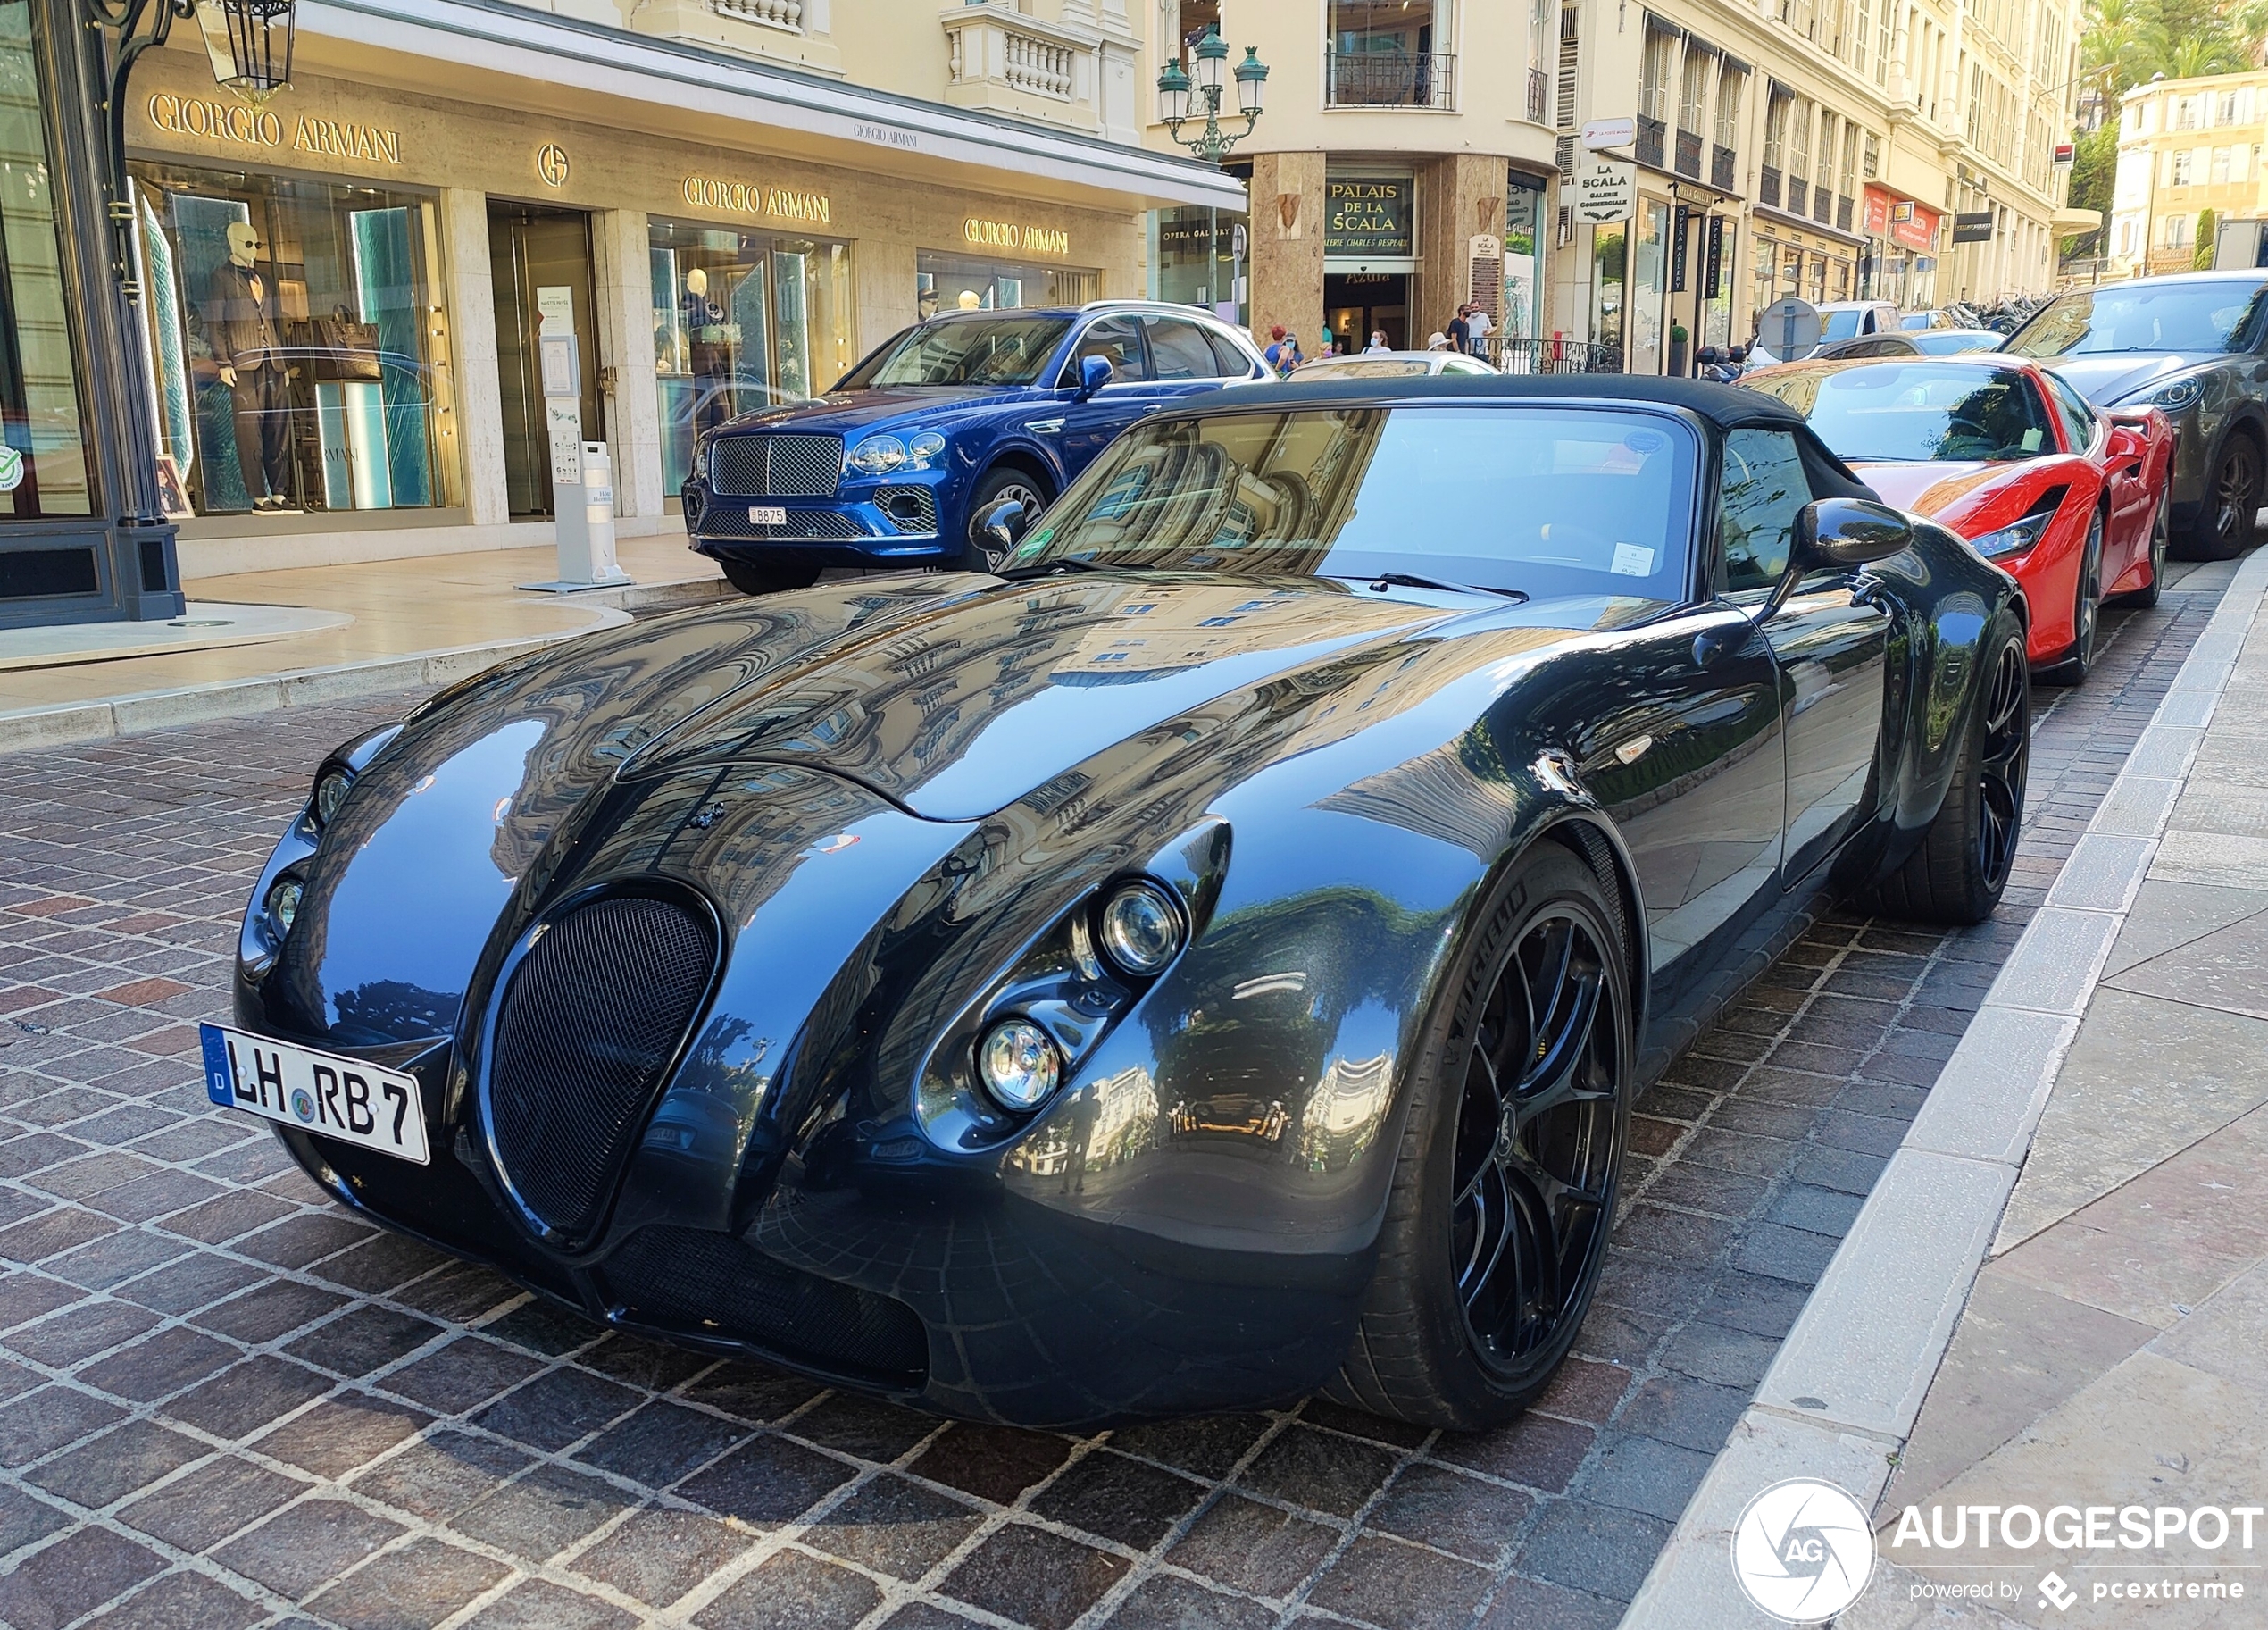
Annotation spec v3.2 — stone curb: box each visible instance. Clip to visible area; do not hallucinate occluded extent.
[1619,547,2268,1629]
[0,623,619,757]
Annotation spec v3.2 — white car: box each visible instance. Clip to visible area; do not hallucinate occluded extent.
[1269,350,1497,380]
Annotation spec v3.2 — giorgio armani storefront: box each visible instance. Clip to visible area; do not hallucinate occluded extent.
[121,17,1231,580]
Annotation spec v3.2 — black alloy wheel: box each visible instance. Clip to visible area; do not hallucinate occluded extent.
[963,469,1047,572]
[2186,436,2263,561]
[1974,636,2030,899]
[1452,909,1623,1380]
[1330,840,1631,1428]
[2043,509,2104,686]
[2118,489,2172,609]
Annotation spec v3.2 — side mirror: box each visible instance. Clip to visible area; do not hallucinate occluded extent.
[1796,497,1913,570]
[980,497,1030,553]
[1075,355,1113,398]
[2105,422,2148,468]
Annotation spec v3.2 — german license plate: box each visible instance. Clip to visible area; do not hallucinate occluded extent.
[198,1022,430,1165]
[748,506,787,525]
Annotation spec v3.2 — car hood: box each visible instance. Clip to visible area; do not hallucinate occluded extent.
[715,386,1053,439]
[2041,352,2214,406]
[1848,460,2011,524]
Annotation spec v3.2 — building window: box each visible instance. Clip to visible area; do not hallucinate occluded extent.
[2214,146,2232,184]
[1591,220,1625,355]
[1328,1,1451,109]
[2165,213,2192,248]
[0,0,92,519]
[2172,149,2194,186]
[1678,45,1710,136]
[1763,88,1790,171]
[1863,131,1880,178]
[1640,24,1675,123]
[130,163,454,520]
[1854,0,1871,72]
[654,219,856,497]
[1149,205,1247,321]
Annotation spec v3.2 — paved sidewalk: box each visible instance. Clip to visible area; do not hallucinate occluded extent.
[1623,550,2268,1629]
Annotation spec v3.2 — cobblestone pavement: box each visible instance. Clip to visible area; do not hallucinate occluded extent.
[0,569,2228,1630]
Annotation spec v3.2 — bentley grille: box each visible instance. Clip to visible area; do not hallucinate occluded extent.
[486,894,716,1247]
[710,434,843,498]
[599,1225,929,1386]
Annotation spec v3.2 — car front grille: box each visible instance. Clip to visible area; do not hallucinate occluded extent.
[484,893,716,1248]
[696,508,871,541]
[711,434,843,497]
[597,1225,929,1387]
[876,486,938,535]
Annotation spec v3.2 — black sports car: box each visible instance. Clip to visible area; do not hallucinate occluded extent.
[204,377,2030,1430]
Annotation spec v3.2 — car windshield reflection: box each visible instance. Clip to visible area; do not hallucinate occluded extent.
[835,313,1075,389]
[1747,363,2055,463]
[2005,282,2267,356]
[1007,405,1696,603]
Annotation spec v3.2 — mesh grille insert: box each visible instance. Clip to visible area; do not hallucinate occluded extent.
[711,435,843,497]
[600,1225,928,1386]
[487,894,715,1246]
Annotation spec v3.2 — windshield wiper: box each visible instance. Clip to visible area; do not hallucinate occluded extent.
[1357,572,1528,602]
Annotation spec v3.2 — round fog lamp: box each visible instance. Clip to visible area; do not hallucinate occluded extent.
[977,1019,1062,1111]
[313,768,351,826]
[266,877,304,937]
[1098,881,1183,976]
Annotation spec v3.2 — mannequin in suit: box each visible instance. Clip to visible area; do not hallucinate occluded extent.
[204,221,295,511]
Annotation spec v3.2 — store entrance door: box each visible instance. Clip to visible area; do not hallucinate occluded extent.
[489,203,602,520]
[1325,272,1411,353]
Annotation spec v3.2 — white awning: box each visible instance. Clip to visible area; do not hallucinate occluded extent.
[301,0,1249,214]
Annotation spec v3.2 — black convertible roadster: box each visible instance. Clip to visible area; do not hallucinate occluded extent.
[204,377,2029,1430]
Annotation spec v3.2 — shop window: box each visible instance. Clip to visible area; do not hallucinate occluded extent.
[0,0,92,519]
[131,162,454,519]
[1150,205,1247,320]
[915,251,1096,320]
[1591,222,1625,356]
[652,219,855,499]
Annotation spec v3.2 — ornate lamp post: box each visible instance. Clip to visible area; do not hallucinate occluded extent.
[1156,26,1265,164]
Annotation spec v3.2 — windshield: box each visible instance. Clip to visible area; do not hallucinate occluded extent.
[834,313,1074,389]
[1822,309,1864,340]
[1747,363,2055,463]
[1007,405,1696,603]
[2005,283,2267,357]
[1297,358,1432,378]
[1914,330,1999,355]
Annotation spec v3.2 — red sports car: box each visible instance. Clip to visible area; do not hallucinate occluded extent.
[1745,355,2173,681]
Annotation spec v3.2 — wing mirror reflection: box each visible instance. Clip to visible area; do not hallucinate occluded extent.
[1075,355,1113,399]
[981,498,1030,551]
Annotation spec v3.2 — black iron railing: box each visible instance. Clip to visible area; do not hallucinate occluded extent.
[1490,337,1626,374]
[1324,50,1456,109]
[1786,177,1809,216]
[1712,144,1738,191]
[1758,163,1781,207]
[1527,65,1549,123]
[1675,129,1702,177]
[1837,194,1854,232]
[1637,113,1667,168]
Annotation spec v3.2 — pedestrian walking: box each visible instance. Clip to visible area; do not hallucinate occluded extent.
[1426,331,1451,351]
[1445,305,1472,354]
[1464,302,1493,357]
[1364,330,1390,354]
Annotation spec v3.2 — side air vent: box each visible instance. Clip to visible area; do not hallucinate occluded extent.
[483,891,717,1248]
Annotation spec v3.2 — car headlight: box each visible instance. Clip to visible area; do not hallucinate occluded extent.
[906,431,946,469]
[1972,511,2055,560]
[688,436,709,484]
[846,433,907,475]
[977,1018,1063,1111]
[2133,374,2208,413]
[1096,880,1185,977]
[265,876,304,938]
[313,766,352,827]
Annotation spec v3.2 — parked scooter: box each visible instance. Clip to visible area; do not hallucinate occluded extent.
[1695,344,1749,383]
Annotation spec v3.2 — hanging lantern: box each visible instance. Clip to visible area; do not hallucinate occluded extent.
[216,0,296,102]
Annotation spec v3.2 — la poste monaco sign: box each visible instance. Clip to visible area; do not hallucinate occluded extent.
[1573,162,1636,226]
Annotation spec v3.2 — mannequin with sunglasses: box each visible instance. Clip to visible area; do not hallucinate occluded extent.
[204,220,296,511]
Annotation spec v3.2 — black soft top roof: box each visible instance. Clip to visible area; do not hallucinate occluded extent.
[1222,372,1880,502]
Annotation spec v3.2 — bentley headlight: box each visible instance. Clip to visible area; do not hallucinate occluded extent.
[906,431,946,469]
[1097,880,1184,976]
[846,433,908,475]
[2136,374,2208,413]
[688,436,709,484]
[1972,511,2055,561]
[266,876,304,938]
[313,767,352,827]
[978,1019,1062,1111]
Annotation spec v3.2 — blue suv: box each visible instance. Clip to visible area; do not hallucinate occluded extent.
[681,302,1269,594]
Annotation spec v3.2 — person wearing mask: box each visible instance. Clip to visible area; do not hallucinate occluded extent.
[1463,302,1493,357]
[1364,330,1390,354]
[1445,305,1472,355]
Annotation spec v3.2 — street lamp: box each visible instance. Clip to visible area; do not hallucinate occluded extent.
[89,0,300,291]
[1157,26,1266,164]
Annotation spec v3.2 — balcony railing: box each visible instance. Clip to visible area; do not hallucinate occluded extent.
[1813,185,1832,225]
[1758,164,1781,207]
[1837,194,1854,232]
[1491,337,1625,374]
[1527,65,1549,124]
[713,0,800,25]
[1712,144,1737,191]
[941,6,1102,128]
[1674,128,1702,178]
[1786,176,1808,216]
[1637,114,1666,168]
[1325,50,1456,109]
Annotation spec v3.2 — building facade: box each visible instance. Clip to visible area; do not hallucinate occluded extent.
[1188,0,2085,372]
[2105,71,2268,280]
[3,0,1238,611]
